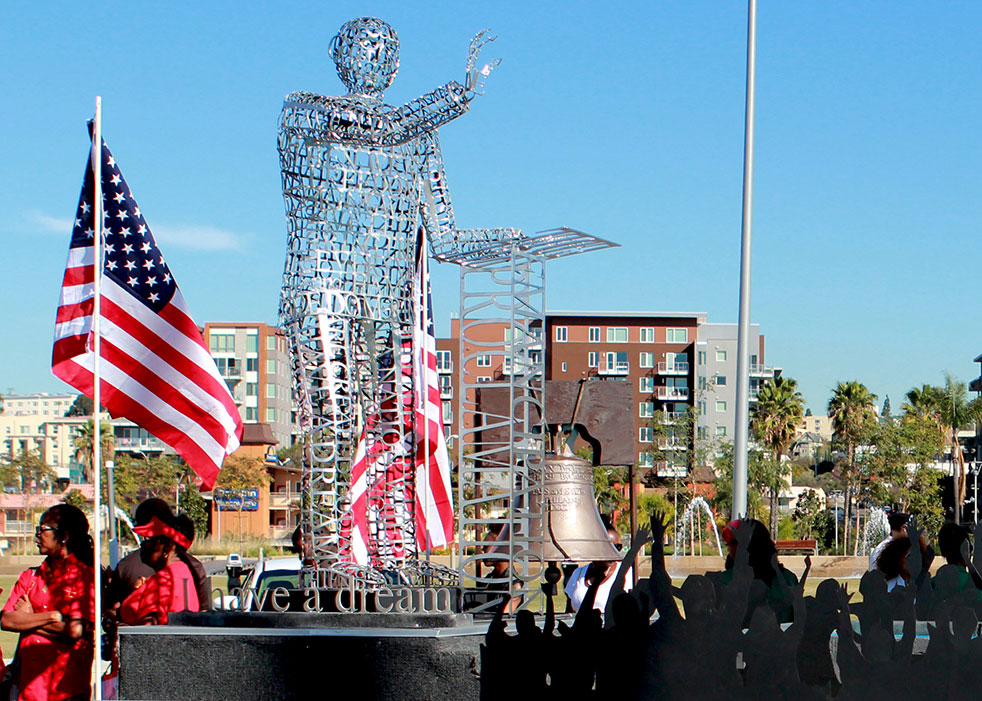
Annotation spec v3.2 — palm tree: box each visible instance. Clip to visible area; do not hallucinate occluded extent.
[72,419,115,483]
[827,381,877,555]
[905,376,982,522]
[751,376,805,535]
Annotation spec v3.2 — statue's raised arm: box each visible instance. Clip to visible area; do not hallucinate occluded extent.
[281,20,500,148]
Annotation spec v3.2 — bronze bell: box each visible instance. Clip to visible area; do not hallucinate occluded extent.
[531,453,622,563]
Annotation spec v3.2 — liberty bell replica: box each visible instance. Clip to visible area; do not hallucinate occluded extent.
[531,448,621,563]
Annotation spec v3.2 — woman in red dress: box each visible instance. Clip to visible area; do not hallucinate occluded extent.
[118,516,200,625]
[1,504,95,701]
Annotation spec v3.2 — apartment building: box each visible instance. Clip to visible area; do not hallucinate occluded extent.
[437,311,779,479]
[202,322,295,447]
[0,393,77,419]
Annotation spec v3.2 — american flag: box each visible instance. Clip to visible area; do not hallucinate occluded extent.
[52,130,242,490]
[340,230,454,566]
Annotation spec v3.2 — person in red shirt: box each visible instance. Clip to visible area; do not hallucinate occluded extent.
[1,504,95,701]
[118,516,199,625]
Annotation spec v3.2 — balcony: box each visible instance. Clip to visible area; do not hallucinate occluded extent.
[655,462,687,479]
[598,359,630,376]
[657,362,689,375]
[270,491,300,509]
[439,382,453,399]
[749,364,776,377]
[657,438,688,451]
[661,412,685,424]
[656,387,689,401]
[115,436,168,452]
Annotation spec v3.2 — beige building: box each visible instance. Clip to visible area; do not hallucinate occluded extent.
[796,415,834,441]
[202,322,296,447]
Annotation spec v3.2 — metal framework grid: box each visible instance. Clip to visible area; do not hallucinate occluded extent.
[450,229,619,613]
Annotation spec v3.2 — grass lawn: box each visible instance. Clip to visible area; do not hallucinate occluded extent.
[0,575,20,661]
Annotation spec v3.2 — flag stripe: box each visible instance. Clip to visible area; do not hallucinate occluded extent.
[51,134,241,491]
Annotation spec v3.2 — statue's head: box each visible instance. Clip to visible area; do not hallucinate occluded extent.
[331,17,400,98]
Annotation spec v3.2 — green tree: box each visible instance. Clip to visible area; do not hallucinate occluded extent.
[711,444,769,524]
[216,456,272,490]
[882,396,892,419]
[72,419,115,483]
[791,488,823,539]
[827,381,878,555]
[751,376,805,534]
[65,395,94,417]
[179,484,209,543]
[920,375,982,523]
[62,488,88,511]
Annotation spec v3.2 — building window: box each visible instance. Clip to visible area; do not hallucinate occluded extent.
[476,355,492,367]
[587,352,598,368]
[716,375,727,386]
[639,426,654,443]
[697,426,708,440]
[436,351,452,372]
[640,377,654,393]
[666,328,688,343]
[555,326,568,342]
[265,335,275,350]
[698,376,707,390]
[439,376,453,394]
[639,402,654,418]
[697,350,706,365]
[266,408,276,422]
[607,327,628,343]
[698,401,707,415]
[640,328,655,343]
[716,350,727,362]
[561,362,567,372]
[639,352,655,369]
[210,334,235,353]
[245,407,257,421]
[639,452,654,467]
[266,384,277,399]
[588,327,601,343]
[246,383,258,396]
[246,357,258,372]
[477,376,492,384]
[716,400,727,412]
[246,334,259,353]
[716,426,727,437]
[267,359,277,374]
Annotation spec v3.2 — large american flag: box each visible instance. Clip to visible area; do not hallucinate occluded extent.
[341,230,454,566]
[52,131,242,490]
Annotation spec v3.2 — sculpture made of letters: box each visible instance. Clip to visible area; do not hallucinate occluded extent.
[278,17,516,581]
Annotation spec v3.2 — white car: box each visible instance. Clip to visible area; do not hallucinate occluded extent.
[214,555,302,611]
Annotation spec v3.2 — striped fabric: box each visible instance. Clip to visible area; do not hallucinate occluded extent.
[52,132,242,490]
[341,230,454,566]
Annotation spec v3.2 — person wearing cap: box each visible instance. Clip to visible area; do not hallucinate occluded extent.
[719,519,798,624]
[118,515,200,625]
[869,511,909,572]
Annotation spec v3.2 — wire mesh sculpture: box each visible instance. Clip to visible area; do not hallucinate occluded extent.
[277,17,510,585]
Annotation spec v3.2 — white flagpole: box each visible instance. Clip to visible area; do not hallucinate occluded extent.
[91,95,104,700]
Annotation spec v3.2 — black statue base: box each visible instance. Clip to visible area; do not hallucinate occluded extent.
[118,612,486,700]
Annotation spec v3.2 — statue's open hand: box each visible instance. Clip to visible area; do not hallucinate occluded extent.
[465,29,501,97]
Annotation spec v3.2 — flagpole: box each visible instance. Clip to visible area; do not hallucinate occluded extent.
[91,95,104,700]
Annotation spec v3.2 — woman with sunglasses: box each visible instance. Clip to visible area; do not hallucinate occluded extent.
[1,504,95,701]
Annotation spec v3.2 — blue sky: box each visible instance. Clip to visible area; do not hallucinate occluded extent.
[2,2,981,414]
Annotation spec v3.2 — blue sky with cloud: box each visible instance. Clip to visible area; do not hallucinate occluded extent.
[2,2,981,413]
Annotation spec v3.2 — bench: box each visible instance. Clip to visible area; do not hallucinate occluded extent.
[775,539,818,556]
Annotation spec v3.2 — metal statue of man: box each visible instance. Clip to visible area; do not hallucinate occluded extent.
[277,17,508,582]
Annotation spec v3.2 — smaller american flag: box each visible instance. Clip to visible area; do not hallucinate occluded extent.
[52,129,242,490]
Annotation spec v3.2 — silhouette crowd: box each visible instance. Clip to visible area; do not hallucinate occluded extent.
[481,514,982,700]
